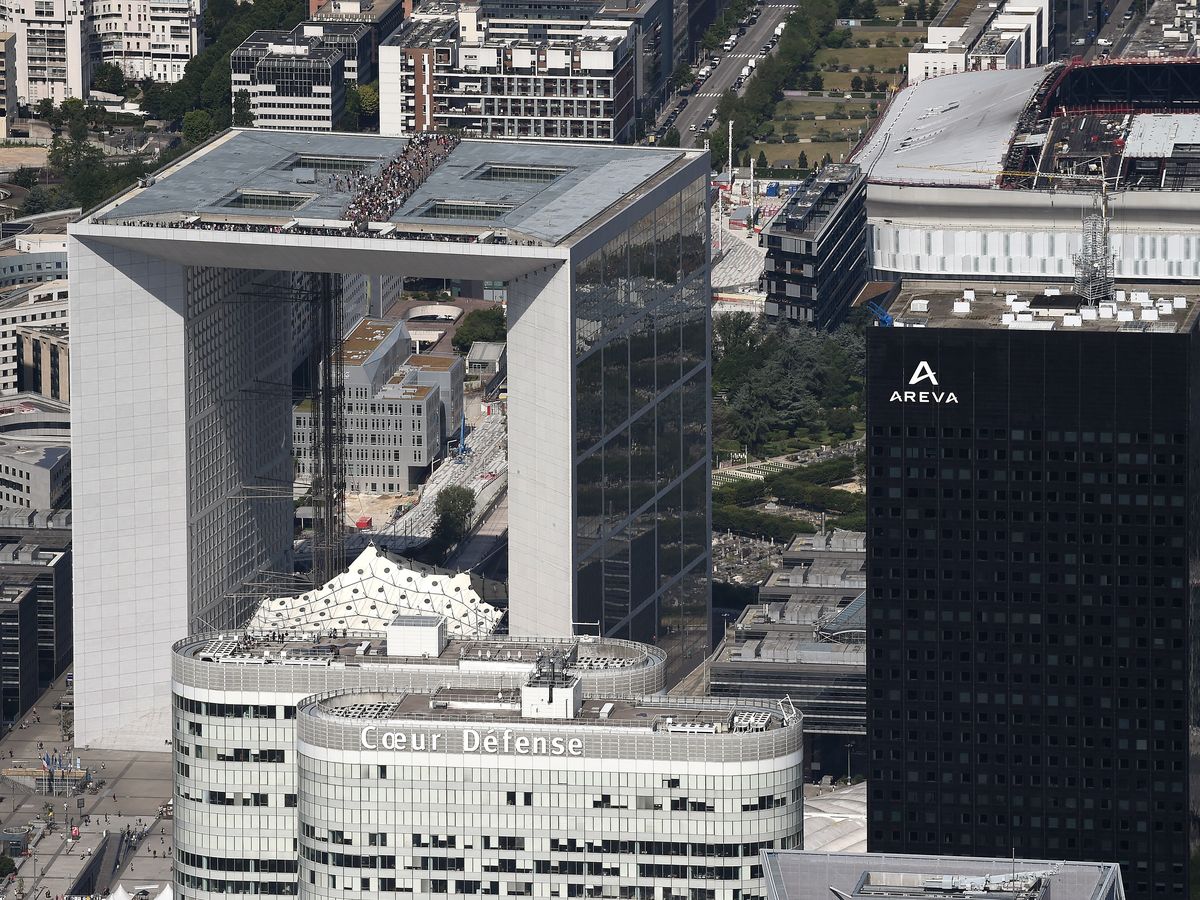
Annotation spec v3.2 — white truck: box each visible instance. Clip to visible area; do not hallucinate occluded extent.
[740,64,752,78]
[748,58,757,70]
[775,22,786,36]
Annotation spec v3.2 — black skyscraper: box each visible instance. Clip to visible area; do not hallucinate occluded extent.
[865,286,1200,900]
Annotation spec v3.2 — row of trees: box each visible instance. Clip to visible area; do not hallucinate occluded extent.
[706,0,841,166]
[713,311,865,453]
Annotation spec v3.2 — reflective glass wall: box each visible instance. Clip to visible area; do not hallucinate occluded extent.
[574,175,711,683]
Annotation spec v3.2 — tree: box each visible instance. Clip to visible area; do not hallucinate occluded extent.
[864,74,878,91]
[357,83,379,117]
[451,306,506,352]
[659,126,681,147]
[233,89,253,127]
[904,2,917,16]
[797,149,809,170]
[11,167,38,190]
[850,75,863,90]
[92,62,127,95]
[0,854,14,878]
[929,0,941,15]
[34,98,54,119]
[339,85,363,131]
[756,149,768,169]
[810,73,824,91]
[182,109,215,145]
[916,0,928,17]
[741,151,751,167]
[670,62,694,92]
[432,485,475,546]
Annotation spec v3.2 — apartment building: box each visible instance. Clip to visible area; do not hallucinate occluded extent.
[380,1,637,141]
[0,33,15,138]
[0,0,87,103]
[90,0,203,83]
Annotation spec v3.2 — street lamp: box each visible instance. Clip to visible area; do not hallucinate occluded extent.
[845,741,855,783]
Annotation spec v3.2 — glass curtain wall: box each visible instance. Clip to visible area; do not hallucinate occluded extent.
[574,175,711,681]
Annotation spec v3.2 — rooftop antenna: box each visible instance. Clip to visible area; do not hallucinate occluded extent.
[1072,184,1115,305]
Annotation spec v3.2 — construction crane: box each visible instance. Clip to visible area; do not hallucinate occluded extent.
[864,301,894,326]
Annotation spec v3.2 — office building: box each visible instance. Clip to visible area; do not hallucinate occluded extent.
[709,529,865,777]
[906,0,1049,83]
[69,130,711,749]
[761,165,866,327]
[865,281,1200,897]
[0,279,68,396]
[0,0,87,103]
[231,31,347,132]
[292,684,801,900]
[854,61,1200,285]
[292,318,463,495]
[15,324,69,403]
[379,2,637,142]
[0,394,69,511]
[89,0,203,84]
[761,852,1125,900]
[0,233,68,289]
[0,508,70,694]
[230,19,376,128]
[310,0,406,56]
[172,619,669,900]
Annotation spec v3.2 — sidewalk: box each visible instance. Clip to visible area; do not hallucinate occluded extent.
[0,674,174,899]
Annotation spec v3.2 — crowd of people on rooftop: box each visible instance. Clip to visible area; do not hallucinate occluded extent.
[103,133,470,241]
[343,133,461,231]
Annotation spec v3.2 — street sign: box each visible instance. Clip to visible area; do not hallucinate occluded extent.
[76,798,84,809]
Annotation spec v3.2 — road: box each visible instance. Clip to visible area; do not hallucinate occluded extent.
[664,0,799,148]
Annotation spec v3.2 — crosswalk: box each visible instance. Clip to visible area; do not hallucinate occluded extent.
[694,91,724,97]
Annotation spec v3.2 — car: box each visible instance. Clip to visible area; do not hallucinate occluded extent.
[1123,9,1133,17]
[679,97,689,109]
[689,123,699,131]
[1072,36,1086,44]
[1097,36,1113,44]
[711,56,721,65]
[761,43,772,52]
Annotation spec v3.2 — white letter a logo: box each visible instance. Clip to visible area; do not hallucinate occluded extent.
[909,361,938,386]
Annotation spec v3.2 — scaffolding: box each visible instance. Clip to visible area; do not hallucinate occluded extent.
[309,272,346,588]
[1072,196,1116,304]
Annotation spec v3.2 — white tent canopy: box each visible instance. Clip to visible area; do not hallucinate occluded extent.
[246,545,501,638]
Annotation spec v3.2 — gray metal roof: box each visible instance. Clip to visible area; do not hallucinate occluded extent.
[1122,113,1200,158]
[762,852,1125,900]
[96,130,691,244]
[852,66,1051,187]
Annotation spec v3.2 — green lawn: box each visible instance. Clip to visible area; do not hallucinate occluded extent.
[815,45,911,69]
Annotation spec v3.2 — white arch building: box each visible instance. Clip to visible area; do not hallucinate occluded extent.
[69,131,712,749]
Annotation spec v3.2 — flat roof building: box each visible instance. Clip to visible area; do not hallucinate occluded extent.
[0,394,69,512]
[231,31,348,132]
[379,4,638,142]
[293,317,463,494]
[172,622,670,900]
[292,683,802,900]
[15,323,68,403]
[761,164,866,327]
[0,508,71,723]
[709,531,865,779]
[866,280,1200,897]
[69,129,711,749]
[762,852,1125,900]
